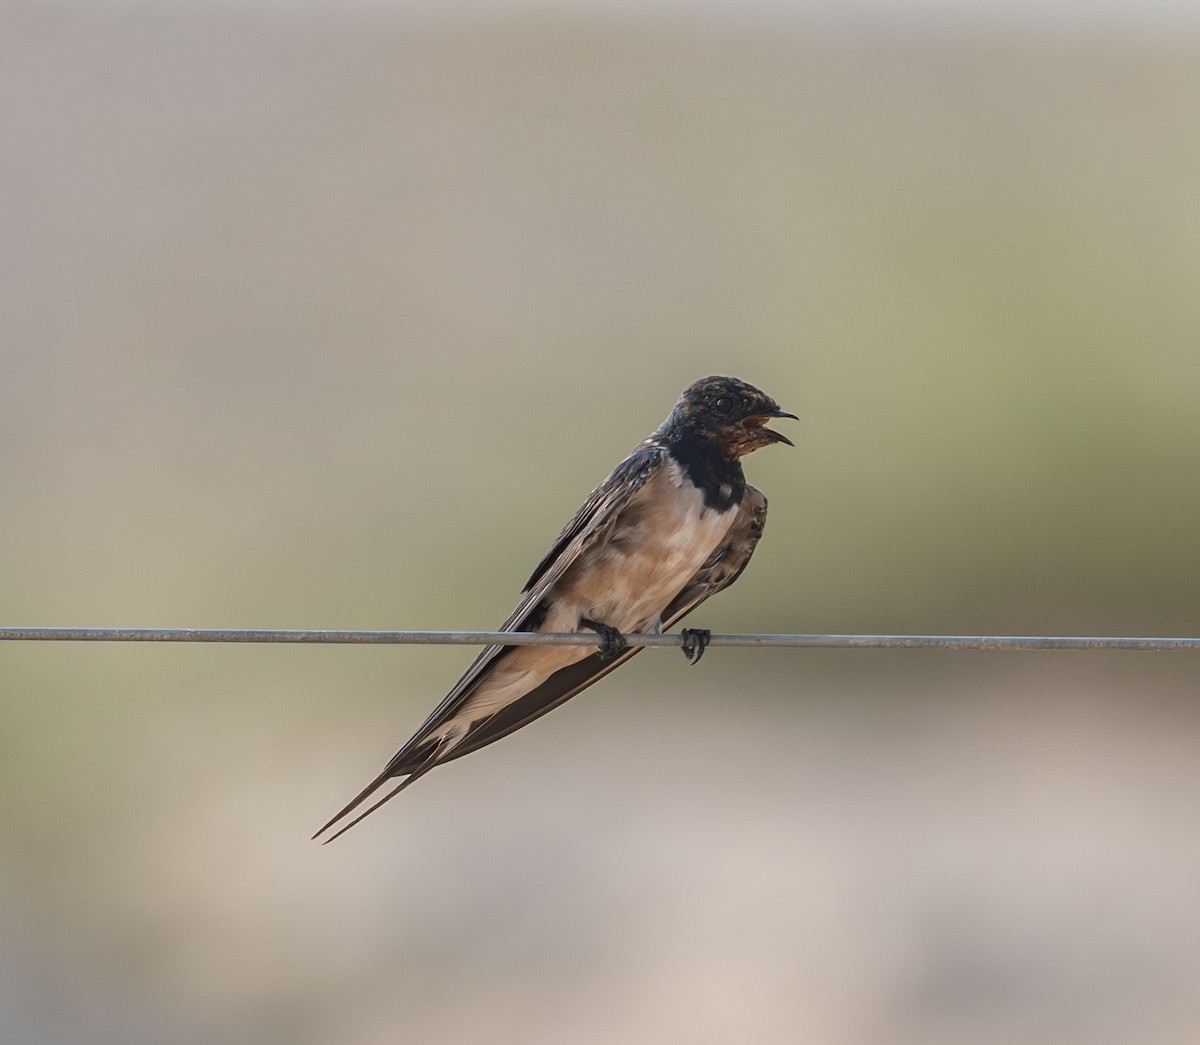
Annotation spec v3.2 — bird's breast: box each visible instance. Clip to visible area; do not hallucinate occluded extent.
[553,458,738,632]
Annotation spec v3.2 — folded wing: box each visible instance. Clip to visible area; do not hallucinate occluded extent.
[313,446,673,840]
[419,485,768,768]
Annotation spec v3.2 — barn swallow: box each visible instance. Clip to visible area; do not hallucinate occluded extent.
[314,375,795,841]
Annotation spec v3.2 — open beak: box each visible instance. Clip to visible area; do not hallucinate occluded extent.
[746,406,798,447]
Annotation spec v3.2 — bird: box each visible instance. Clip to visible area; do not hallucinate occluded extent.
[314,375,795,841]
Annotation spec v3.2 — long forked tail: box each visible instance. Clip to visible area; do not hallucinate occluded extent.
[312,745,447,843]
[312,766,434,844]
[311,767,392,841]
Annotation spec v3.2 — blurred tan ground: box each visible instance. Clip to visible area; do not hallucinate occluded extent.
[3,6,1200,1044]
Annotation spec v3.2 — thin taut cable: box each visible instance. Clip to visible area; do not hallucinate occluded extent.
[1,628,1198,651]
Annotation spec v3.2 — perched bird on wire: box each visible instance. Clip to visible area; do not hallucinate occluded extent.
[315,375,795,841]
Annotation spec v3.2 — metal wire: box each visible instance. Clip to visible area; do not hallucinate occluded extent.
[1,627,1198,651]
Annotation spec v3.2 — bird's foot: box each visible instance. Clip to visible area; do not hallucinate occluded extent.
[580,618,628,662]
[679,628,711,665]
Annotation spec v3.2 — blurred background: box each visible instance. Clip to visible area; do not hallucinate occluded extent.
[4,1,1200,1042]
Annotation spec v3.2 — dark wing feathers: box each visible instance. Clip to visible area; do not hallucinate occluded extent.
[313,446,669,839]
[383,445,666,769]
[521,445,665,592]
[405,485,769,771]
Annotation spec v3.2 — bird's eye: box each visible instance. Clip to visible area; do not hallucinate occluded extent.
[712,396,735,415]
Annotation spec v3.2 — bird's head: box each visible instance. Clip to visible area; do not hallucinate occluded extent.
[665,376,797,458]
